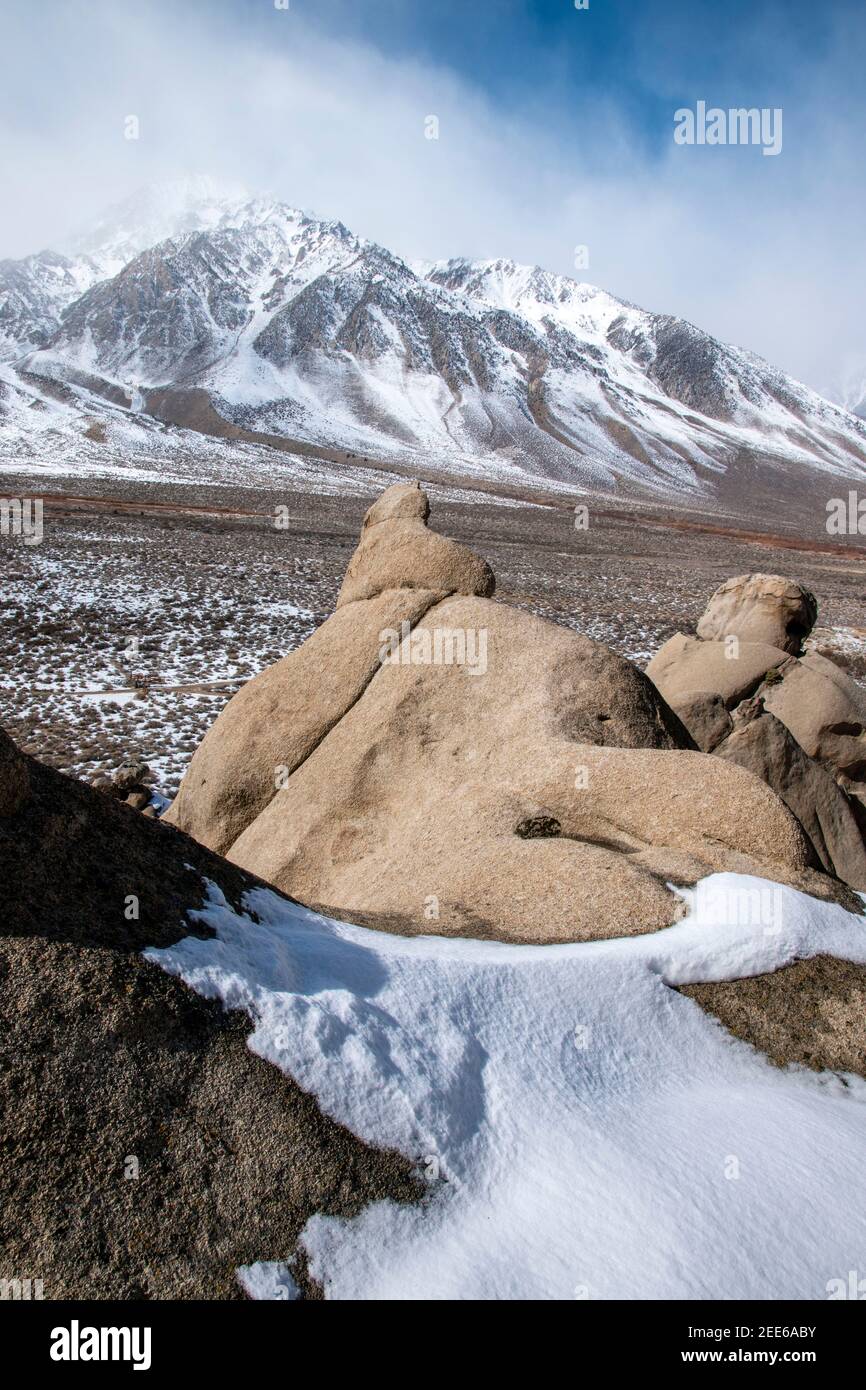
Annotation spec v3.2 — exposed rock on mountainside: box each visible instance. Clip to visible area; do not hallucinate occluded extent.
[647,575,866,890]
[0,178,254,354]
[0,250,94,351]
[0,727,419,1300]
[167,484,854,942]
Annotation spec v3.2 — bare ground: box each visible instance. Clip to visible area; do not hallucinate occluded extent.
[2,472,864,798]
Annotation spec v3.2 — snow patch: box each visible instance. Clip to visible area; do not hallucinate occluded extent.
[236,1261,301,1301]
[147,874,866,1300]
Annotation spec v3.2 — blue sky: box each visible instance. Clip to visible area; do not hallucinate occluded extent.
[215,0,861,159]
[1,0,864,401]
[212,0,851,108]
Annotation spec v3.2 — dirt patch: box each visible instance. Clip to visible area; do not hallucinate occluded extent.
[679,954,866,1078]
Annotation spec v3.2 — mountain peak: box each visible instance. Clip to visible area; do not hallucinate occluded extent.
[66,176,258,270]
[4,178,866,516]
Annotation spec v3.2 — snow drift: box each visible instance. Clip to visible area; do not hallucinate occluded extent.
[149,872,866,1300]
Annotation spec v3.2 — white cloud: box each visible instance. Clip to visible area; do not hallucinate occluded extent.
[0,0,862,401]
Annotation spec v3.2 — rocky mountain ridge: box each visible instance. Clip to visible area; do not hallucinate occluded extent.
[2,180,866,511]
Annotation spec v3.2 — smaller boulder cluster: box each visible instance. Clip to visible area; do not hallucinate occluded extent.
[92,758,158,817]
[646,574,866,891]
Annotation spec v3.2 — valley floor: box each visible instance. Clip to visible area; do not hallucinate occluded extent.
[2,467,866,797]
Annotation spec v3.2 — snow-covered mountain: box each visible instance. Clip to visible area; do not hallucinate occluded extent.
[0,178,256,355]
[3,178,866,511]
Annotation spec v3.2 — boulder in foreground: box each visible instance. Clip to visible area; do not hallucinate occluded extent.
[0,730,419,1299]
[167,486,854,942]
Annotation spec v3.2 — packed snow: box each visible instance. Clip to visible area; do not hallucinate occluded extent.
[147,873,866,1301]
[236,1262,301,1301]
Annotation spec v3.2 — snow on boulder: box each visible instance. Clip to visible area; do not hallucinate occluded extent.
[0,728,421,1299]
[148,870,866,1300]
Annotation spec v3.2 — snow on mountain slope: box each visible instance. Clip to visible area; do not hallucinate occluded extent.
[67,175,254,279]
[0,250,98,356]
[0,177,255,358]
[5,180,866,509]
[150,873,866,1300]
[0,357,553,504]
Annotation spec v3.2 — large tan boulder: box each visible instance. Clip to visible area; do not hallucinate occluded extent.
[647,625,866,805]
[762,651,866,802]
[226,595,829,942]
[644,578,866,893]
[360,480,430,528]
[169,492,861,945]
[697,573,817,655]
[168,488,855,944]
[670,692,732,752]
[645,632,791,710]
[163,587,444,854]
[336,480,495,608]
[166,484,498,854]
[716,700,866,891]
